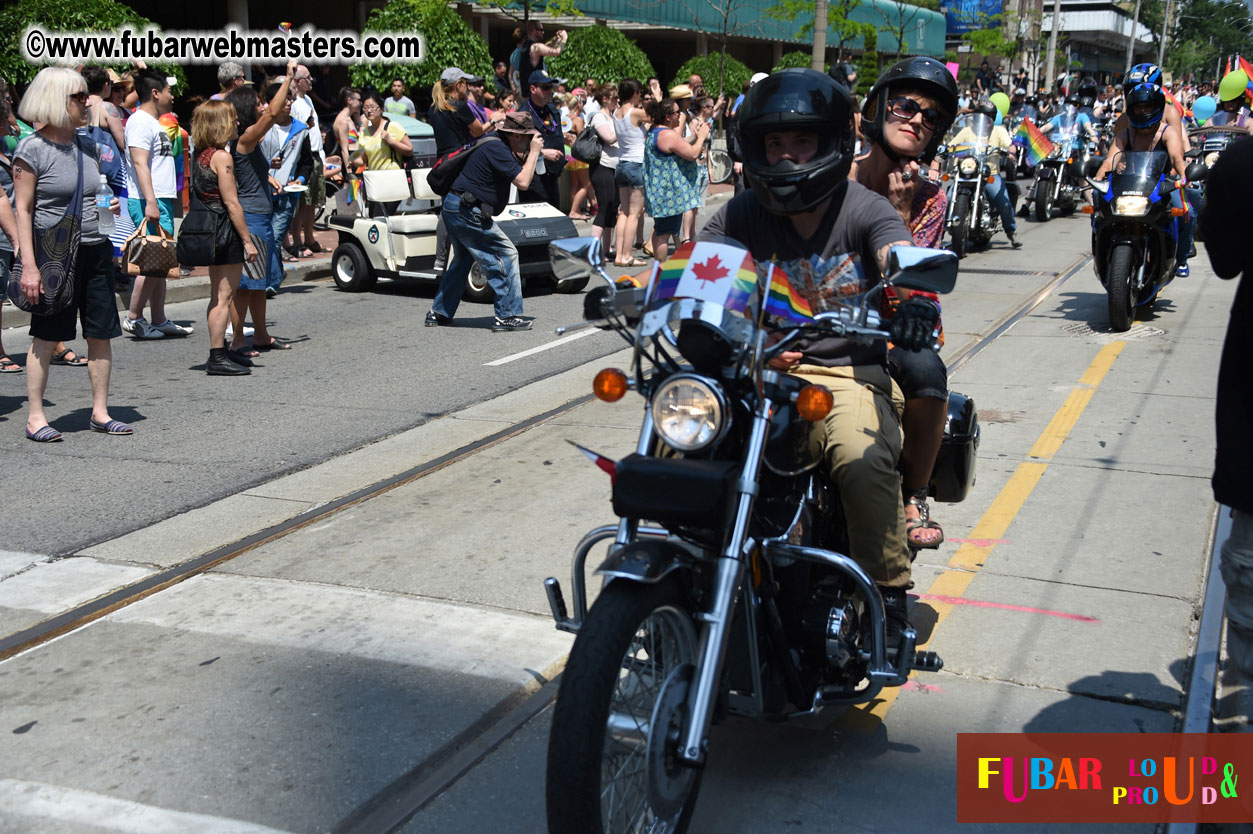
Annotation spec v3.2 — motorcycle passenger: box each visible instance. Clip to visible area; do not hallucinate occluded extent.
[1044,94,1100,147]
[1009,88,1036,122]
[851,56,957,551]
[1209,69,1253,134]
[951,100,1021,248]
[700,69,941,636]
[1093,83,1194,277]
[1077,78,1099,120]
[1112,64,1191,154]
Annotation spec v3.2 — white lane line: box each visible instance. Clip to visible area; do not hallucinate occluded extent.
[0,779,297,834]
[484,329,597,366]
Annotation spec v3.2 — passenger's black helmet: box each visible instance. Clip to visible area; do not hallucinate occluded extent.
[973,99,998,118]
[1126,83,1165,129]
[861,56,959,163]
[737,68,856,216]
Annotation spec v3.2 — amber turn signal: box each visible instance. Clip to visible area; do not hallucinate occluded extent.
[1081,205,1095,214]
[1171,207,1187,217]
[986,176,996,184]
[796,384,834,421]
[593,368,629,402]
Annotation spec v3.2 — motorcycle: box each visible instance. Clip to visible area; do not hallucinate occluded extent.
[541,238,978,833]
[941,112,1010,257]
[1029,109,1096,221]
[1086,150,1206,331]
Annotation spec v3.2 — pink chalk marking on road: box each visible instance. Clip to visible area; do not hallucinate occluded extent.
[917,594,1101,623]
[901,680,943,693]
[947,538,1009,546]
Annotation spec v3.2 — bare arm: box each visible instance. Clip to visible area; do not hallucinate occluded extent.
[657,123,707,161]
[1165,127,1188,180]
[1093,132,1128,181]
[512,135,544,190]
[0,175,17,251]
[593,113,616,144]
[238,60,298,153]
[875,239,915,277]
[13,159,41,301]
[385,125,413,158]
[210,149,256,261]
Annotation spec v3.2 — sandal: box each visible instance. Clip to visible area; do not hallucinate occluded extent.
[0,354,22,373]
[306,243,327,254]
[255,337,293,351]
[51,348,88,367]
[614,257,649,268]
[905,487,944,550]
[232,346,262,358]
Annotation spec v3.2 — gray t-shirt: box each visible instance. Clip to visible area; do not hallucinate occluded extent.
[700,181,910,367]
[0,153,14,253]
[15,131,106,245]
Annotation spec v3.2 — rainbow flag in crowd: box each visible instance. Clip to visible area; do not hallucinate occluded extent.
[1240,56,1253,103]
[345,178,361,204]
[1013,118,1055,167]
[762,262,815,323]
[650,241,758,314]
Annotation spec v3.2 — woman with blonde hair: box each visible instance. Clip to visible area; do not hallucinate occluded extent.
[14,67,126,440]
[429,68,475,272]
[562,92,593,220]
[187,99,258,375]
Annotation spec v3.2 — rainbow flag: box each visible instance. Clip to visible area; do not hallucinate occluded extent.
[650,241,757,314]
[1012,118,1054,167]
[1239,56,1253,104]
[762,262,814,323]
[346,178,361,204]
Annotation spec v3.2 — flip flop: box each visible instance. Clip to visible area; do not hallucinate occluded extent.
[89,417,134,435]
[0,354,22,373]
[26,425,63,443]
[614,257,649,268]
[255,338,293,351]
[51,348,88,367]
[233,346,262,358]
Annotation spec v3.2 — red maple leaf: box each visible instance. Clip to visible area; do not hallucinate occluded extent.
[691,255,728,287]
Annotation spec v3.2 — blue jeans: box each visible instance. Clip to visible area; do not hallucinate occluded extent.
[240,210,282,291]
[271,192,300,251]
[984,175,1016,236]
[432,192,523,320]
[1170,188,1199,265]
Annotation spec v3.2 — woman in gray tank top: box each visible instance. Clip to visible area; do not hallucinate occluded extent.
[223,61,298,357]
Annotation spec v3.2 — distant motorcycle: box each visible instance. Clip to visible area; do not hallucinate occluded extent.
[1030,112,1098,221]
[1087,150,1206,331]
[941,113,1011,257]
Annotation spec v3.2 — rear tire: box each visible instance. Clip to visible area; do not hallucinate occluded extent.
[546,578,703,834]
[1107,243,1136,332]
[331,243,376,292]
[950,193,971,258]
[1033,181,1053,222]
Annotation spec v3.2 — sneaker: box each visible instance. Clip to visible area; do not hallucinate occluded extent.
[152,320,194,337]
[880,588,912,650]
[224,324,256,339]
[424,310,450,327]
[125,317,164,339]
[432,259,447,273]
[266,287,278,299]
[1009,232,1023,249]
[1176,263,1190,278]
[491,316,532,332]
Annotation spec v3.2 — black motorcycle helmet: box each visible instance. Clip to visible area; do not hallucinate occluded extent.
[861,56,959,163]
[1078,77,1098,108]
[1064,93,1081,107]
[1125,83,1166,129]
[972,99,998,119]
[738,68,856,216]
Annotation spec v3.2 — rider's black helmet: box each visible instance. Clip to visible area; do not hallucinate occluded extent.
[861,56,959,163]
[1125,83,1166,129]
[1078,77,1098,107]
[737,68,855,216]
[972,99,998,118]
[1064,93,1081,107]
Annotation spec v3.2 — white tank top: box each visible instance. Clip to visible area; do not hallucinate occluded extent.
[614,108,646,164]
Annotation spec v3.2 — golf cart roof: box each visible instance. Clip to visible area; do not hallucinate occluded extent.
[387,114,435,138]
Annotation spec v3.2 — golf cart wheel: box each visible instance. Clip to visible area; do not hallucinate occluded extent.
[332,243,376,292]
[464,262,495,304]
[554,275,589,294]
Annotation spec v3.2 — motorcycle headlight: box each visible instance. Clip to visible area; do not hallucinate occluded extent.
[651,374,727,452]
[1113,196,1150,217]
[959,157,978,176]
[1205,152,1220,168]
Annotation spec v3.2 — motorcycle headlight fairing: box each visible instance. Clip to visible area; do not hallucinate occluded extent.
[651,374,728,452]
[1113,195,1150,217]
[958,157,978,176]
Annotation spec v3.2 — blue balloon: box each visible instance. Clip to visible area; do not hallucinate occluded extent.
[995,110,1004,126]
[1192,95,1217,125]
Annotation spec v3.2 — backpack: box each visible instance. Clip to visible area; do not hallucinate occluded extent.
[426,134,500,197]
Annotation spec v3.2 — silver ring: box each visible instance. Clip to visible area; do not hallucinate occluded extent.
[901,170,913,182]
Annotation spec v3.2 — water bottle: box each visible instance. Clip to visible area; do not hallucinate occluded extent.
[96,174,114,235]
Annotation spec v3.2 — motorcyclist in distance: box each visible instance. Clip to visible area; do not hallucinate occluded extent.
[850,56,958,551]
[1094,83,1194,277]
[1209,69,1253,134]
[951,100,1022,249]
[1044,93,1101,146]
[700,68,940,640]
[1112,64,1191,153]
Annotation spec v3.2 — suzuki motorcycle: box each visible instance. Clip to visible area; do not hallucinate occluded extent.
[1030,109,1095,221]
[541,238,978,834]
[1087,150,1206,331]
[942,112,1008,257]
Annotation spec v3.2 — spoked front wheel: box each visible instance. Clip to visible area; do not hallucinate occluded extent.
[547,578,703,834]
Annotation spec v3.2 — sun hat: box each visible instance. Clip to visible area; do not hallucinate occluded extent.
[669,84,693,99]
[497,111,540,135]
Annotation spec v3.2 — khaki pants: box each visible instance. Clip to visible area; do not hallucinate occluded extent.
[790,364,912,589]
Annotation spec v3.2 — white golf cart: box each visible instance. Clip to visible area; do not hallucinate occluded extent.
[328,125,584,301]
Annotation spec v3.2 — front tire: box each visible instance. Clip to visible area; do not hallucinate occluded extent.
[950,192,971,258]
[331,243,376,292]
[1107,243,1136,332]
[1033,181,1053,222]
[547,578,703,834]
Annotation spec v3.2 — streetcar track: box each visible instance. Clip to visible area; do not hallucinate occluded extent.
[2,252,1132,833]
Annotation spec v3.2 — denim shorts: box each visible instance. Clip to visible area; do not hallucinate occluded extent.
[615,160,644,190]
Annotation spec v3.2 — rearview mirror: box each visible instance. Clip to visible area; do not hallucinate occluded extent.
[550,237,606,286]
[887,245,959,295]
[1185,162,1208,183]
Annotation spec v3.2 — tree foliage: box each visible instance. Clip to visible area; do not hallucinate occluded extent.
[476,0,583,23]
[873,0,939,57]
[1164,0,1252,81]
[547,24,655,87]
[772,50,830,73]
[0,0,186,89]
[766,0,878,55]
[670,52,754,98]
[856,50,880,96]
[349,0,492,93]
[960,14,1017,63]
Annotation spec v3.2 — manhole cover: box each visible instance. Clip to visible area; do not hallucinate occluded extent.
[1061,322,1165,341]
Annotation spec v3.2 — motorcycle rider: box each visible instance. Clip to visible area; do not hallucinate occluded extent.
[1113,64,1192,154]
[1044,93,1101,146]
[1209,68,1253,134]
[700,68,940,636]
[951,100,1022,248]
[1093,83,1194,277]
[851,56,958,550]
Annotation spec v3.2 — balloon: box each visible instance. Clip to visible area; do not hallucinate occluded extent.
[990,92,1011,115]
[1218,69,1249,102]
[1192,95,1217,125]
[995,109,1004,126]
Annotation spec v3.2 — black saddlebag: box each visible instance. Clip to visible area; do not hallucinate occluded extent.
[929,391,980,503]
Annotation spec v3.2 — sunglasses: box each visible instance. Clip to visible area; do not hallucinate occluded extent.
[886,96,940,131]
[68,92,88,104]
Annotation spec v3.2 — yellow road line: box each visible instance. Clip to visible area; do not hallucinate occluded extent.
[855,341,1126,723]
